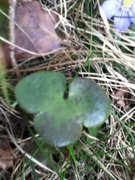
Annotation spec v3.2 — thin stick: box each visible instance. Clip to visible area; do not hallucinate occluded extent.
[9,0,20,78]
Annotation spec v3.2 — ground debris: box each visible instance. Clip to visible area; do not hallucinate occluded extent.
[0,139,14,170]
[111,87,129,108]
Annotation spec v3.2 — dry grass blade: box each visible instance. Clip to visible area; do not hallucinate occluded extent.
[80,140,117,180]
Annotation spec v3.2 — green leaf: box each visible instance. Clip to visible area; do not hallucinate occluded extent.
[15,71,66,114]
[69,78,110,127]
[15,71,110,147]
[34,105,83,147]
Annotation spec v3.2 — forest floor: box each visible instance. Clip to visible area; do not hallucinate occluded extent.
[0,0,135,179]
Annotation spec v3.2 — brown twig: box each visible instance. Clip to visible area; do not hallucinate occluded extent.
[9,0,21,78]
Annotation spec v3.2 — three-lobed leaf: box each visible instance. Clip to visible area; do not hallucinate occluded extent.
[15,71,110,147]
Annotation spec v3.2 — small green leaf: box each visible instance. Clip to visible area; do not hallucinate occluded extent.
[15,71,110,147]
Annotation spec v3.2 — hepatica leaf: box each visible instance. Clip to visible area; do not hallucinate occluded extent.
[69,78,110,128]
[15,71,110,147]
[15,71,66,114]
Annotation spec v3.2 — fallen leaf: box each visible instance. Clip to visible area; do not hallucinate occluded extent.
[0,44,6,66]
[112,87,129,108]
[116,99,126,108]
[0,44,10,67]
[0,142,14,170]
[15,1,61,58]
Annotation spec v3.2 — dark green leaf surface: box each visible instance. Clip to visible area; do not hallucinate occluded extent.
[69,78,110,127]
[15,71,110,147]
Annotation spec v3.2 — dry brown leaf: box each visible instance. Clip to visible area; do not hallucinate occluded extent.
[128,159,135,179]
[0,44,10,67]
[112,87,129,108]
[15,1,61,58]
[0,44,6,66]
[0,143,13,170]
